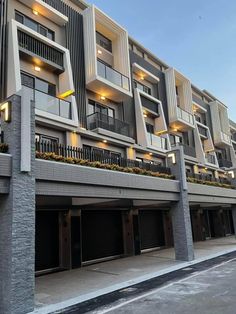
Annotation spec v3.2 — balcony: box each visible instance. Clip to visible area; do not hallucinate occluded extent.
[177,107,194,125]
[97,60,130,91]
[35,140,172,176]
[198,124,208,137]
[148,133,167,150]
[182,144,196,158]
[87,112,130,137]
[186,172,233,186]
[205,153,216,165]
[35,90,71,119]
[218,158,233,168]
[18,30,64,70]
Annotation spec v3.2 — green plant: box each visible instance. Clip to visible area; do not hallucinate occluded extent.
[35,151,175,180]
[187,177,235,190]
[0,143,8,153]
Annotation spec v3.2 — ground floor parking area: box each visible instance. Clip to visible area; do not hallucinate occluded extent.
[34,236,236,313]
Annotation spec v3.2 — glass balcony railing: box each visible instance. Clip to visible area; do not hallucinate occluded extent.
[35,90,71,119]
[148,133,167,150]
[177,107,194,125]
[97,59,130,91]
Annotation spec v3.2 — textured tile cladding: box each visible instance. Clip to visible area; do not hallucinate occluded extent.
[129,50,169,123]
[0,95,35,314]
[43,0,87,127]
[0,0,7,101]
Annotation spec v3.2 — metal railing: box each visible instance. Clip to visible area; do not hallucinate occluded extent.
[148,133,167,150]
[97,59,130,91]
[35,140,171,175]
[87,112,130,137]
[186,172,232,185]
[177,107,194,125]
[18,30,63,67]
[218,158,233,168]
[198,125,208,137]
[35,90,71,119]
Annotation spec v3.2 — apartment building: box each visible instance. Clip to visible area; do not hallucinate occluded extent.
[0,0,236,313]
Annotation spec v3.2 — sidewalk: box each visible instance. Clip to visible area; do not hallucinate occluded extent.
[33,236,236,314]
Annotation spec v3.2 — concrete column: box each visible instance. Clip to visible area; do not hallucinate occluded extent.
[0,92,35,314]
[231,207,236,237]
[122,210,134,256]
[168,146,194,261]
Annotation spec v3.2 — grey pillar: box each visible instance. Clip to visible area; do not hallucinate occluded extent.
[231,207,236,237]
[168,146,194,261]
[0,92,35,314]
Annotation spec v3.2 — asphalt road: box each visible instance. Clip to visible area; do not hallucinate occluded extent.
[62,252,236,314]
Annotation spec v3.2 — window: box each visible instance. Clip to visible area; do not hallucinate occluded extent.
[146,123,154,134]
[35,134,59,144]
[96,31,112,53]
[21,72,56,96]
[170,134,183,146]
[15,11,55,41]
[134,80,151,95]
[88,99,115,118]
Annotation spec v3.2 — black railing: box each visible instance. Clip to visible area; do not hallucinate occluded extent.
[186,172,232,185]
[97,59,130,91]
[87,112,130,137]
[218,158,233,168]
[18,30,63,67]
[35,140,171,175]
[198,125,208,137]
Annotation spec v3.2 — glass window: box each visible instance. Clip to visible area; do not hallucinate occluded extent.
[15,12,24,24]
[108,108,115,118]
[96,31,112,53]
[21,73,34,88]
[39,25,47,37]
[146,123,154,134]
[88,102,95,116]
[25,17,38,32]
[47,30,54,41]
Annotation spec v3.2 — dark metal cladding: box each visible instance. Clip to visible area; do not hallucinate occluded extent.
[42,0,87,127]
[0,0,8,102]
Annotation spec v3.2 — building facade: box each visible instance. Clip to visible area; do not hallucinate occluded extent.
[0,0,236,313]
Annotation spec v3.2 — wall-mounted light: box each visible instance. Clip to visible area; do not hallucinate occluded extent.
[228,171,235,179]
[34,66,41,72]
[149,152,153,156]
[168,153,176,164]
[0,101,11,122]
[32,10,39,15]
[103,140,107,143]
[204,167,208,170]
[100,96,106,101]
[58,90,74,99]
[97,49,102,55]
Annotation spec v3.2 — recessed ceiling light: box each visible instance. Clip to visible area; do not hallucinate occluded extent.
[103,140,107,143]
[34,66,41,72]
[32,10,39,15]
[97,49,102,55]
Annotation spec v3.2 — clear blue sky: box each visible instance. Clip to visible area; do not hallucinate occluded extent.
[91,0,236,120]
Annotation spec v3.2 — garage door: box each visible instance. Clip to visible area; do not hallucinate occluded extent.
[139,210,165,251]
[82,210,124,263]
[35,211,59,272]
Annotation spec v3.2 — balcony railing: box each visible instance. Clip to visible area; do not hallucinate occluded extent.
[148,133,167,150]
[198,125,208,137]
[205,153,216,165]
[186,172,232,185]
[35,140,171,175]
[35,90,71,119]
[221,131,231,144]
[140,95,159,114]
[87,112,130,137]
[177,107,194,125]
[97,59,130,91]
[218,158,233,168]
[18,30,63,68]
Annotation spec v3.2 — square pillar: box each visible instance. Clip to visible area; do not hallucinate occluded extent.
[0,92,35,314]
[168,146,194,261]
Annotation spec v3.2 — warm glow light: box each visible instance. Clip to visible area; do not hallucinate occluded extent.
[80,127,86,130]
[58,90,74,99]
[0,101,11,122]
[103,140,107,143]
[34,66,41,72]
[143,113,147,118]
[168,153,176,164]
[173,128,178,132]
[149,152,153,156]
[204,167,208,170]
[100,96,106,101]
[97,49,102,55]
[32,10,39,15]
[140,75,145,80]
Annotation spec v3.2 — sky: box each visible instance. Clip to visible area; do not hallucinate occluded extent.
[90,0,236,120]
